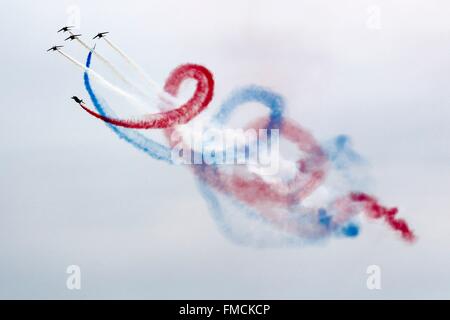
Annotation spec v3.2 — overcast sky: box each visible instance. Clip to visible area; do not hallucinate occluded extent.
[0,0,449,299]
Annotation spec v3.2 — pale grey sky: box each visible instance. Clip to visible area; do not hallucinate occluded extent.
[0,0,449,299]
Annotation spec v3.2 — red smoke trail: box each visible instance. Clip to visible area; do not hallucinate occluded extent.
[161,66,416,242]
[350,192,416,242]
[80,57,416,243]
[192,117,328,207]
[79,64,214,129]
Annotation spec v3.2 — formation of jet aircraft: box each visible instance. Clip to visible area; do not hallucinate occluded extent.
[50,27,111,105]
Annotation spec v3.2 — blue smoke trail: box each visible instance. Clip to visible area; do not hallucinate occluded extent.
[84,51,173,163]
[212,85,284,127]
[83,51,303,245]
[83,52,362,246]
[324,134,363,170]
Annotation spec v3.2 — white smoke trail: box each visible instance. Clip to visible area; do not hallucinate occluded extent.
[102,37,180,107]
[68,31,131,87]
[57,50,149,113]
[103,37,160,90]
[69,32,176,111]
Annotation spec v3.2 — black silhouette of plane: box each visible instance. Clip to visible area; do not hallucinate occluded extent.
[47,45,63,52]
[71,96,84,104]
[65,34,82,41]
[93,32,109,40]
[57,26,74,33]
